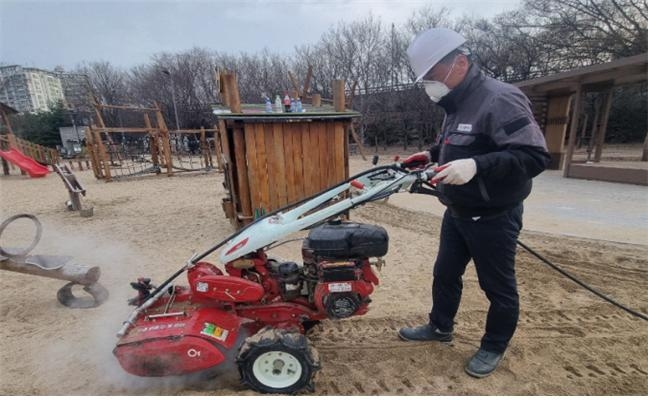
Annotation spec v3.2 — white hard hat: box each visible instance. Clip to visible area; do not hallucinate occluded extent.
[407,27,466,82]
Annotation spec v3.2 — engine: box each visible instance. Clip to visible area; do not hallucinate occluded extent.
[220,220,388,323]
[299,220,388,319]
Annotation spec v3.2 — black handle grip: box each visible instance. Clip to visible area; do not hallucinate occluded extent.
[400,160,427,170]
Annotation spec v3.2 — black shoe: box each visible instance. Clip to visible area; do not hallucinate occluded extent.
[465,348,504,378]
[398,323,453,342]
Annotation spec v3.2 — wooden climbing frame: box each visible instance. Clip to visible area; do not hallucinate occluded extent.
[85,101,221,182]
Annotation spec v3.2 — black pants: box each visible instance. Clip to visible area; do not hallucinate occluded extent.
[429,204,523,353]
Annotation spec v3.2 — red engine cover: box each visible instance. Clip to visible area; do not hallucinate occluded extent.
[114,335,226,376]
[114,307,243,376]
[190,273,265,303]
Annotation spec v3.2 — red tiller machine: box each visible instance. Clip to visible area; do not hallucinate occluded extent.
[114,161,439,393]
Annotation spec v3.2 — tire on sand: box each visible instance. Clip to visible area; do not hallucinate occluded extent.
[237,327,321,394]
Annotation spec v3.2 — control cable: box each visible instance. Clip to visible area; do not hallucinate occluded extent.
[517,240,648,322]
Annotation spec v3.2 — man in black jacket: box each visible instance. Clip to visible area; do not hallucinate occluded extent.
[398,28,551,378]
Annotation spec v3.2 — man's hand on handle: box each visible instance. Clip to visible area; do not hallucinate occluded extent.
[402,151,431,170]
[430,158,477,185]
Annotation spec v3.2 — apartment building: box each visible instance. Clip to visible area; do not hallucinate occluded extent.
[54,67,93,112]
[0,65,65,112]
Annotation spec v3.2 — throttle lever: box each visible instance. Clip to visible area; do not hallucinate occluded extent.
[409,169,440,197]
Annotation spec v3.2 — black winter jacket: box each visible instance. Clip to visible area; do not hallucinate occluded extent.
[429,64,551,217]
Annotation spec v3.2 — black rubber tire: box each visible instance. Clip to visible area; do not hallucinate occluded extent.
[237,327,320,394]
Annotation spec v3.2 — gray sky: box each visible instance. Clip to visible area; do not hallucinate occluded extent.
[1,0,521,71]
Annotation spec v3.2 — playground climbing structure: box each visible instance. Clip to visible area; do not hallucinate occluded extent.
[85,100,222,182]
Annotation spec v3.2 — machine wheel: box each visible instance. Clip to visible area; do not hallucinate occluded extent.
[237,327,320,394]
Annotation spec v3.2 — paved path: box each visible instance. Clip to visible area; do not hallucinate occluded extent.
[352,159,648,246]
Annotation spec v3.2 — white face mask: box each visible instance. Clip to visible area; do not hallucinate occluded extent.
[422,57,457,102]
[423,81,450,103]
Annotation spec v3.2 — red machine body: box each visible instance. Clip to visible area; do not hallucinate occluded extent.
[110,165,443,394]
[114,305,241,376]
[114,221,388,379]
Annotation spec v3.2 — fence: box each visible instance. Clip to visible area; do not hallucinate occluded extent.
[0,134,59,165]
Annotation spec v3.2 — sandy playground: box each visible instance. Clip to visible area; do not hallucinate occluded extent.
[0,152,647,395]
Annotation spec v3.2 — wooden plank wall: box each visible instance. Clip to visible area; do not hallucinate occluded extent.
[241,120,347,221]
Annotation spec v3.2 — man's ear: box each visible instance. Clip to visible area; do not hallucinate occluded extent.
[446,54,470,88]
[455,54,470,73]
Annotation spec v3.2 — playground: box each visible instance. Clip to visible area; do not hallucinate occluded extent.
[0,147,646,395]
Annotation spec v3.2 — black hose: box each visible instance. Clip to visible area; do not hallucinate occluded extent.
[517,240,648,322]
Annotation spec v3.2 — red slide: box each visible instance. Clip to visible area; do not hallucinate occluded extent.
[0,147,50,178]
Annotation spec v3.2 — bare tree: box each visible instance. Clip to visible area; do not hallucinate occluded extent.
[232,49,292,103]
[77,61,131,126]
[69,0,646,147]
[459,12,549,81]
[517,0,647,68]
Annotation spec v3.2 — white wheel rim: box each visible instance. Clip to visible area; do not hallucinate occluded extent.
[252,350,303,389]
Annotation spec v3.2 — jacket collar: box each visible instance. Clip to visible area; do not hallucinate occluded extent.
[437,64,484,114]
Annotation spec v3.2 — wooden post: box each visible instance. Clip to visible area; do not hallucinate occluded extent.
[578,113,589,148]
[218,119,240,227]
[37,145,45,164]
[232,126,252,222]
[200,126,210,168]
[1,133,8,174]
[349,124,367,161]
[312,94,321,107]
[563,86,583,178]
[143,113,160,170]
[159,129,173,176]
[214,124,223,172]
[7,133,18,148]
[154,103,173,176]
[93,126,112,181]
[93,100,121,163]
[94,102,107,129]
[219,69,230,107]
[222,73,241,113]
[85,127,102,178]
[27,142,35,160]
[333,80,345,112]
[586,97,601,161]
[593,87,614,162]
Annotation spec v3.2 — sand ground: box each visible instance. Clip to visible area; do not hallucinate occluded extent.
[0,152,646,395]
